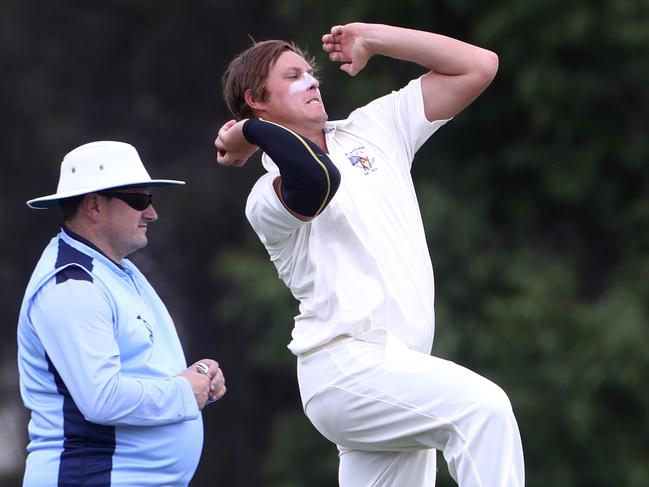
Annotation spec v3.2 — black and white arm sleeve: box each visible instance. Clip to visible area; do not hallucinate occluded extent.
[242,119,341,217]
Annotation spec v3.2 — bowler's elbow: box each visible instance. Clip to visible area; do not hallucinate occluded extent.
[477,48,499,88]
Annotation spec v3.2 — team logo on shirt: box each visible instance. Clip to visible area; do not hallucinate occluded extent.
[346,146,377,175]
[137,314,154,342]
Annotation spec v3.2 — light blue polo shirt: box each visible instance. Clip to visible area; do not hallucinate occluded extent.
[17,228,203,486]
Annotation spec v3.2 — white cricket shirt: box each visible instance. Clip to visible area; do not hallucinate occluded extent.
[246,77,449,355]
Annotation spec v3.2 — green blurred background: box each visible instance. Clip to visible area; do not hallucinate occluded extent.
[1,0,648,485]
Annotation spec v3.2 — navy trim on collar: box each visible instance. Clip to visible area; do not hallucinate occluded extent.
[61,226,125,270]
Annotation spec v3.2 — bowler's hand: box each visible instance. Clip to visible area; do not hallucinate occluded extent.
[215,119,258,167]
[322,23,372,76]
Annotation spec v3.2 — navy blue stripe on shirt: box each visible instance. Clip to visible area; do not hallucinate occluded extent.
[46,354,116,486]
[55,238,93,284]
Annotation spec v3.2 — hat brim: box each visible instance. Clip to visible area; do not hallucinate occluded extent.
[27,179,185,209]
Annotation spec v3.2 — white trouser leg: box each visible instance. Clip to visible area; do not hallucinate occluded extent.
[338,446,437,487]
[299,333,525,487]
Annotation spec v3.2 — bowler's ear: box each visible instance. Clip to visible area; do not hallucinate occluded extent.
[244,89,265,112]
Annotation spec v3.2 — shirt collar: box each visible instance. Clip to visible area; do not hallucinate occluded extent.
[323,122,336,134]
[61,225,127,271]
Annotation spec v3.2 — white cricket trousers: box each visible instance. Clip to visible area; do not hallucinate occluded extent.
[297,331,524,487]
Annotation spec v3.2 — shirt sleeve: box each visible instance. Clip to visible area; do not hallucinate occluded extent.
[242,119,340,217]
[351,77,451,171]
[245,171,308,246]
[29,277,200,426]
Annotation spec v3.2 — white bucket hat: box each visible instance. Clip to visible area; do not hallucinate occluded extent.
[27,141,185,209]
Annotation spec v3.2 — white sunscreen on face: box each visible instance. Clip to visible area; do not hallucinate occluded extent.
[288,72,318,95]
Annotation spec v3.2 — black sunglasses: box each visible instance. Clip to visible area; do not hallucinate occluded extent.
[100,191,153,211]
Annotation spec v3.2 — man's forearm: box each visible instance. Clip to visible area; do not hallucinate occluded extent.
[360,23,496,77]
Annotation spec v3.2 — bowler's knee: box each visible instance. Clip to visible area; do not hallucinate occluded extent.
[478,382,516,429]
